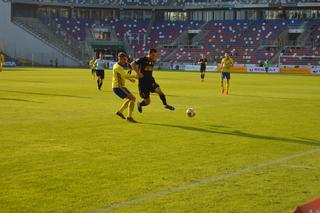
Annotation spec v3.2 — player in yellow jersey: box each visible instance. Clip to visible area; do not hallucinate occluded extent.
[112,52,138,123]
[0,51,5,72]
[219,52,234,95]
[89,56,96,78]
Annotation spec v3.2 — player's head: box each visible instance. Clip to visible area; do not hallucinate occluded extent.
[201,54,205,59]
[118,52,127,65]
[92,56,95,60]
[99,52,104,59]
[224,52,230,59]
[148,49,158,62]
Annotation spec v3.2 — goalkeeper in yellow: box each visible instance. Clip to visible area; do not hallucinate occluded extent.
[112,52,138,123]
[219,52,234,95]
[0,51,5,72]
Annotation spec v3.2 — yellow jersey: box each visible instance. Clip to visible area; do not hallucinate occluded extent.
[112,63,135,88]
[0,54,4,63]
[89,59,96,69]
[221,57,234,72]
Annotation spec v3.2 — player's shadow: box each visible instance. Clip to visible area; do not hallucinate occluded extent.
[144,123,320,147]
[0,79,47,83]
[1,68,34,72]
[166,94,185,98]
[0,90,91,99]
[0,97,42,103]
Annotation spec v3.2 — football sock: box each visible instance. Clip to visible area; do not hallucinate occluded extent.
[159,94,167,105]
[119,100,130,113]
[128,101,135,117]
[140,100,147,106]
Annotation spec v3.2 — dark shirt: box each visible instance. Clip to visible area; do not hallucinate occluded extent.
[199,58,207,69]
[135,57,155,82]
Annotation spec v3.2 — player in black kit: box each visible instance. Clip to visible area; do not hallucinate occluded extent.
[131,49,175,113]
[198,54,207,82]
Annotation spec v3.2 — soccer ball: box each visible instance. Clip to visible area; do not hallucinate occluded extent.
[186,108,196,118]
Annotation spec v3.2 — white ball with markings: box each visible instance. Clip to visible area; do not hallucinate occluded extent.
[186,108,196,118]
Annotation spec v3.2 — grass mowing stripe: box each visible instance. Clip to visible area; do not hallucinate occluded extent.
[92,148,320,213]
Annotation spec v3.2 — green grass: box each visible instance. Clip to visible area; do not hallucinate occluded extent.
[0,67,319,213]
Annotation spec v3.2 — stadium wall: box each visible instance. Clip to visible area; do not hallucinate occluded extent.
[175,64,319,74]
[0,1,81,67]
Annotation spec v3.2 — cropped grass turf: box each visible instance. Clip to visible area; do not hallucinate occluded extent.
[0,67,319,213]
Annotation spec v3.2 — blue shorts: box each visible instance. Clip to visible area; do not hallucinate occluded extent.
[221,72,231,80]
[113,87,131,99]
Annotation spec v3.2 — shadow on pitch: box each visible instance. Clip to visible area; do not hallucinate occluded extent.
[0,90,91,99]
[0,97,42,103]
[230,94,304,101]
[0,79,47,83]
[166,94,184,98]
[143,122,320,147]
[0,68,33,72]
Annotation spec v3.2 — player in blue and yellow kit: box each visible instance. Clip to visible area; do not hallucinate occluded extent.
[112,52,138,123]
[89,56,96,78]
[219,52,234,95]
[0,51,5,72]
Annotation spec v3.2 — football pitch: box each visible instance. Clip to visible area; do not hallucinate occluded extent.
[0,67,319,212]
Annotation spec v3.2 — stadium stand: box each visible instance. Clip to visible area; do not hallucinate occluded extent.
[18,14,320,65]
[23,0,320,6]
[1,0,319,66]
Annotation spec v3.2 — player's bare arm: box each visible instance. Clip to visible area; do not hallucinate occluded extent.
[130,61,143,78]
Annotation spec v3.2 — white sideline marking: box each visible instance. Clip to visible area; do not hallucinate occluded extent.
[280,164,314,169]
[91,149,320,213]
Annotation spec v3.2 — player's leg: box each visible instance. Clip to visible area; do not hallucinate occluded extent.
[99,79,103,89]
[114,88,136,122]
[97,70,105,90]
[97,77,99,87]
[221,79,224,94]
[137,97,150,113]
[126,93,137,123]
[201,70,205,81]
[154,86,175,111]
[117,99,130,119]
[137,83,151,113]
[226,79,230,95]
[96,70,101,89]
[113,88,129,119]
[99,71,105,89]
[97,77,101,90]
[226,73,231,95]
[221,73,225,94]
[0,62,3,72]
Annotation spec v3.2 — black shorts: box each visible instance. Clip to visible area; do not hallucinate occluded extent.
[139,78,160,99]
[96,70,105,79]
[200,67,206,73]
[91,69,96,74]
